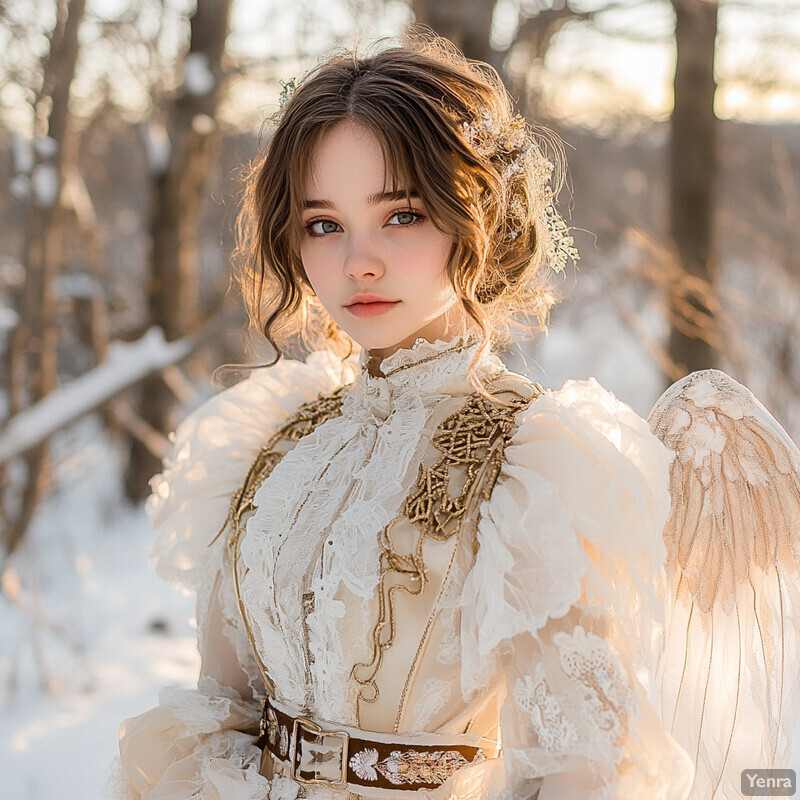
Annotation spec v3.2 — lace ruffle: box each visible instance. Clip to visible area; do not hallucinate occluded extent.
[122,340,698,799]
[147,350,355,592]
[458,378,695,798]
[369,333,478,373]
[114,351,358,799]
[116,681,269,800]
[460,377,672,700]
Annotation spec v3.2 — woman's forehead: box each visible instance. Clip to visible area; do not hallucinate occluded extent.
[302,122,417,200]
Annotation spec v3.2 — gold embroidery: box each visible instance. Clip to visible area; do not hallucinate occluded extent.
[218,367,544,730]
[351,513,423,716]
[352,380,543,718]
[405,387,541,540]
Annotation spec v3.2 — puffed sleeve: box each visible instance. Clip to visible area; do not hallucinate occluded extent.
[110,350,356,800]
[459,378,696,800]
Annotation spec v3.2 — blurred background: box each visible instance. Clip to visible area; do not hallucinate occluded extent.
[1,0,799,796]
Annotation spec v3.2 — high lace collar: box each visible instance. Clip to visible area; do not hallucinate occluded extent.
[342,333,506,422]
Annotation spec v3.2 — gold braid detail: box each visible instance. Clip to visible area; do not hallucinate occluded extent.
[212,385,350,546]
[351,380,545,714]
[405,385,543,540]
[213,385,349,695]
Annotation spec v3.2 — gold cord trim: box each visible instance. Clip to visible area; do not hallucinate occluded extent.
[221,386,350,696]
[394,540,461,733]
[217,370,544,725]
[212,386,350,548]
[369,336,480,380]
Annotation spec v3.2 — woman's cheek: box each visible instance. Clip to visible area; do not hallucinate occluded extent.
[299,249,323,290]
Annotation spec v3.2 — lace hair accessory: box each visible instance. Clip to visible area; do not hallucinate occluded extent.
[461,111,578,274]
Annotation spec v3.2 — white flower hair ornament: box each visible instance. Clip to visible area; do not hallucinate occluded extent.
[461,111,579,274]
[278,77,296,110]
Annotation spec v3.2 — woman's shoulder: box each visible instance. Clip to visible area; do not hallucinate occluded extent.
[187,349,355,428]
[147,349,356,590]
[459,374,671,676]
[502,374,670,480]
[491,371,672,563]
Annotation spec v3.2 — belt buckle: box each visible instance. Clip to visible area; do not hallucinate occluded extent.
[290,716,349,789]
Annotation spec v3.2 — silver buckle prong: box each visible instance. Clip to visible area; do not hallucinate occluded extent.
[259,697,268,738]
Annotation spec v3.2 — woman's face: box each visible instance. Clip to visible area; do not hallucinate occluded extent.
[299,121,464,362]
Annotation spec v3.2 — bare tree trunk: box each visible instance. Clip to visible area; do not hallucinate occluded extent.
[4,0,86,555]
[667,0,719,378]
[409,0,587,101]
[124,0,233,500]
[62,127,109,367]
[411,0,496,64]
[512,6,589,115]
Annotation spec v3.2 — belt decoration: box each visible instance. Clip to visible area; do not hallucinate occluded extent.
[260,695,489,792]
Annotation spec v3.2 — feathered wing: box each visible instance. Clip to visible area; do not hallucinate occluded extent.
[648,369,800,800]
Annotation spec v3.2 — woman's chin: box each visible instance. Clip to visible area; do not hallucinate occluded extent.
[341,316,462,356]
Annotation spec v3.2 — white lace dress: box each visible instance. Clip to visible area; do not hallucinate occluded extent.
[112,335,695,800]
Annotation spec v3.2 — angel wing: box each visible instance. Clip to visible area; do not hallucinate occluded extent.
[647,369,800,800]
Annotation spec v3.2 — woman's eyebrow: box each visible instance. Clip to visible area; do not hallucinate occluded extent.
[302,189,420,210]
[302,199,334,210]
[369,189,420,205]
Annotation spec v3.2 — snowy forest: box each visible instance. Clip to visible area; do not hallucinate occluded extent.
[1,0,800,797]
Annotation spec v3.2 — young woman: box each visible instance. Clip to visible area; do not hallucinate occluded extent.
[111,31,800,800]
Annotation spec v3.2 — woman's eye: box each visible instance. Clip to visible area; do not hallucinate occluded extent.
[308,219,341,236]
[388,211,422,226]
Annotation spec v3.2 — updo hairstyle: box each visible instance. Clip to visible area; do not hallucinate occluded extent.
[233,29,571,391]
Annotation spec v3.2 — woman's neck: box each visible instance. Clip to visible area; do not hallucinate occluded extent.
[364,313,472,378]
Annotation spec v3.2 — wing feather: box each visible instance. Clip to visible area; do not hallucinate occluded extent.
[648,369,800,799]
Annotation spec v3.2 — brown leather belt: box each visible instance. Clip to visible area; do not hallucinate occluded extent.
[257,695,491,793]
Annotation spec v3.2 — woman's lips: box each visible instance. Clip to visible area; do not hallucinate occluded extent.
[346,300,400,318]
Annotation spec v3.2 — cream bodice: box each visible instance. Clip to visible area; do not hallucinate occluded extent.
[237,337,513,742]
[115,335,696,800]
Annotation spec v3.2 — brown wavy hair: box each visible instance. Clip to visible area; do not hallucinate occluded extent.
[233,29,568,393]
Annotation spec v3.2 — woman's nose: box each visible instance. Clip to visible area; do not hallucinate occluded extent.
[343,234,384,280]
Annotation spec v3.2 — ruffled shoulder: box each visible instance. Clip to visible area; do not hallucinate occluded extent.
[147,350,356,591]
[460,377,673,697]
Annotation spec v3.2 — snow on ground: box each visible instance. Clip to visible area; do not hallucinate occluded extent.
[0,417,198,800]
[2,309,800,799]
